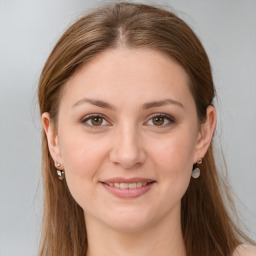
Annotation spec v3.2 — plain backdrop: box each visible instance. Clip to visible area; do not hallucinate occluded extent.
[0,0,255,255]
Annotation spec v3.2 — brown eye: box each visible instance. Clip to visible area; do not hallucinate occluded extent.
[152,116,165,126]
[146,114,174,127]
[82,115,108,127]
[91,116,103,126]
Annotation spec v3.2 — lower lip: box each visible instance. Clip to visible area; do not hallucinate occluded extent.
[102,182,155,198]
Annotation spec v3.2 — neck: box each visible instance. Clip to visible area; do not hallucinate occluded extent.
[85,208,186,256]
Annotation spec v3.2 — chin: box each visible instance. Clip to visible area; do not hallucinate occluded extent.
[100,209,159,233]
[107,219,152,233]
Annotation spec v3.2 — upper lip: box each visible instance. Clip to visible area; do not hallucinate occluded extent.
[101,177,156,183]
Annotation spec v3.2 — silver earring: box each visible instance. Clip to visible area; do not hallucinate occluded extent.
[56,162,65,180]
[192,158,202,179]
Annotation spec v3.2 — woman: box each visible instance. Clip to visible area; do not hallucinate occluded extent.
[38,2,256,256]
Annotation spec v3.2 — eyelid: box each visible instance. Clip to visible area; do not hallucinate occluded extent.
[81,113,111,128]
[145,113,175,127]
[80,112,175,128]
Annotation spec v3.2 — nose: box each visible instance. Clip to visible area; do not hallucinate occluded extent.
[109,124,146,169]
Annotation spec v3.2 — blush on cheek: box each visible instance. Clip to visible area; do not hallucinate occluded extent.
[154,144,194,189]
[64,161,97,207]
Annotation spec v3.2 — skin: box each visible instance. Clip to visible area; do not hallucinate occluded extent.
[233,245,256,256]
[42,48,216,256]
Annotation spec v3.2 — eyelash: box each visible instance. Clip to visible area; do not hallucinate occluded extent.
[146,113,175,127]
[81,114,109,129]
[81,113,175,128]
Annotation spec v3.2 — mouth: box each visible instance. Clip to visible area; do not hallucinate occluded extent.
[100,178,156,198]
[103,181,155,189]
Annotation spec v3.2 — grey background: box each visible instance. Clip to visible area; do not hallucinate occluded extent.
[0,0,255,255]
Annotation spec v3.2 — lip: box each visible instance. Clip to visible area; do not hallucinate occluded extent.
[100,177,156,199]
[102,177,155,183]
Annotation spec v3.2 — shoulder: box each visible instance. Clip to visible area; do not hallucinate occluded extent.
[233,244,256,256]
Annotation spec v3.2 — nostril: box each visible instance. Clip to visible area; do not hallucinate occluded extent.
[108,128,147,168]
[109,148,146,169]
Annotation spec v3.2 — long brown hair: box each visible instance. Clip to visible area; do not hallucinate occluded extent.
[38,2,253,255]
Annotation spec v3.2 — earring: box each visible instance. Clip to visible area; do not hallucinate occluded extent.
[55,162,65,180]
[192,158,202,179]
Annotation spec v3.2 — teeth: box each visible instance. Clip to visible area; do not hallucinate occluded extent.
[128,183,136,189]
[114,183,120,188]
[120,183,129,189]
[106,182,151,189]
[136,182,142,188]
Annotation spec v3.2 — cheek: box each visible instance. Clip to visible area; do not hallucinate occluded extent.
[149,128,197,190]
[58,129,109,206]
[59,127,108,174]
[152,131,196,170]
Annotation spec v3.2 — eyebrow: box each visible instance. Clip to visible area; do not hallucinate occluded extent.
[72,98,184,110]
[142,99,184,109]
[72,98,115,110]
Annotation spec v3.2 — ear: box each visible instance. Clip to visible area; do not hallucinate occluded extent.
[42,112,63,165]
[193,105,216,163]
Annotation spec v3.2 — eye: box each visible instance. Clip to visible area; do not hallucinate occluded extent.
[82,114,109,127]
[146,114,174,127]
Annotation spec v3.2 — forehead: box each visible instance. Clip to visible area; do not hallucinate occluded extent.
[60,47,193,108]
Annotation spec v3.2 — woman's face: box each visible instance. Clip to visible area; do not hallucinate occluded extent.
[43,48,214,232]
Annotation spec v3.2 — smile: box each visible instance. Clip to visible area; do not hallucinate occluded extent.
[104,182,151,189]
[101,178,156,198]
